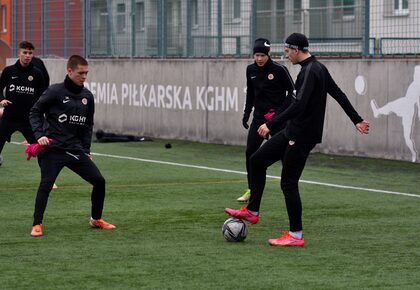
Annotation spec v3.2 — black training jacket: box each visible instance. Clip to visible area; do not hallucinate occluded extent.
[244,58,295,121]
[266,55,363,143]
[30,76,94,154]
[0,60,46,121]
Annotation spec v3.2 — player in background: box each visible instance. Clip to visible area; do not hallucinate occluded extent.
[0,43,56,185]
[226,33,370,246]
[0,41,47,166]
[237,38,295,202]
[25,51,59,189]
[0,55,50,124]
[14,55,50,144]
[29,55,115,237]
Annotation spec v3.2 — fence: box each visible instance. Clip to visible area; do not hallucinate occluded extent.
[11,0,86,57]
[10,0,420,58]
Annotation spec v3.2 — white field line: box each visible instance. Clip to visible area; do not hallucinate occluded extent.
[91,152,420,199]
[12,141,419,199]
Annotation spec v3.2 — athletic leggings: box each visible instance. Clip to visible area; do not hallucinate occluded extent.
[33,149,106,225]
[247,130,315,232]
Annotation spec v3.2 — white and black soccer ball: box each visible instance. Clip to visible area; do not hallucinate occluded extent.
[222,217,248,242]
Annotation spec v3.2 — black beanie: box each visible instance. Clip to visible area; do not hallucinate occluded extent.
[285,33,309,51]
[253,38,271,55]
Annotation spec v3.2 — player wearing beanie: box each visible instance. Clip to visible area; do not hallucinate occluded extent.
[236,38,295,202]
[284,32,309,51]
[226,33,370,246]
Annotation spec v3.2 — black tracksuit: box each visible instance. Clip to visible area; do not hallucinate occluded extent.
[0,60,46,152]
[30,76,106,225]
[247,56,363,232]
[244,58,294,187]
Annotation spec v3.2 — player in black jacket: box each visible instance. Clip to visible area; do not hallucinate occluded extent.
[226,33,370,246]
[0,41,46,165]
[237,38,295,202]
[29,55,115,237]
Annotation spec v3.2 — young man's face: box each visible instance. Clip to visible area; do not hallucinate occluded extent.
[284,47,299,64]
[68,64,89,86]
[18,48,34,67]
[254,53,269,67]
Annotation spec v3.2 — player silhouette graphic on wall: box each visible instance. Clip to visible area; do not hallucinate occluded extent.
[370,65,420,162]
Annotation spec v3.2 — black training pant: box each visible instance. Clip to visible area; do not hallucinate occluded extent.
[245,120,266,188]
[33,149,106,225]
[245,119,284,188]
[247,130,316,232]
[0,119,37,153]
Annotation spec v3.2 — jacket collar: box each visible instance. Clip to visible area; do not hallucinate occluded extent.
[15,59,34,72]
[64,75,84,94]
[255,57,273,69]
[299,55,316,66]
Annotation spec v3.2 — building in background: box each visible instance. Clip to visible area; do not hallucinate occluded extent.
[3,0,420,60]
[0,0,12,69]
[11,0,85,58]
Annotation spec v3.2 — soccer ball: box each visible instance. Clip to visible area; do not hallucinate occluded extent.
[222,217,248,242]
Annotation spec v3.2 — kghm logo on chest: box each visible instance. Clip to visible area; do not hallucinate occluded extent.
[69,115,87,125]
[9,84,35,94]
[58,114,87,125]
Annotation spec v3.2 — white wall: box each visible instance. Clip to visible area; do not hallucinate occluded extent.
[40,58,420,163]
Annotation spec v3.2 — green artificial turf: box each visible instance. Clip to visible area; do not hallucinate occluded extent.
[0,135,419,289]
